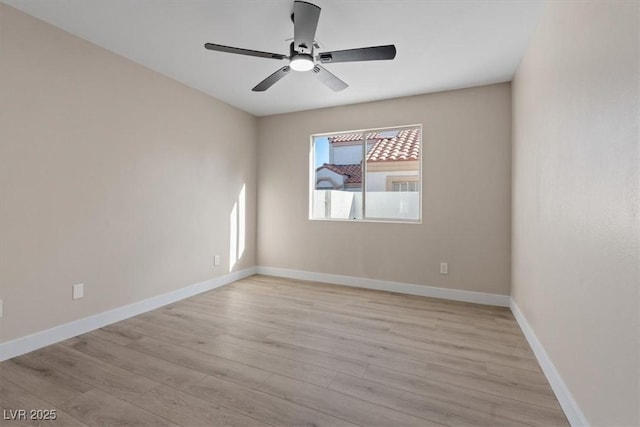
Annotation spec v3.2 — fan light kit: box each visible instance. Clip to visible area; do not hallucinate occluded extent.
[204,0,397,92]
[289,54,314,72]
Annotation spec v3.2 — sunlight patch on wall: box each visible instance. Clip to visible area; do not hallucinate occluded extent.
[238,184,246,260]
[229,184,247,272]
[229,202,237,272]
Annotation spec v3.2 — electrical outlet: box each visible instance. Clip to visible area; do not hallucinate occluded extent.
[72,283,84,300]
[440,262,449,275]
[214,255,220,266]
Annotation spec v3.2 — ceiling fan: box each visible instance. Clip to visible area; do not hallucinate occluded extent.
[204,1,397,92]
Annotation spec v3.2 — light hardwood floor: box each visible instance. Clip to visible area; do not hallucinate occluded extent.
[0,275,569,426]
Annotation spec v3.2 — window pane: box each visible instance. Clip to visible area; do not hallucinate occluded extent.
[311,125,421,222]
[312,135,363,220]
[365,128,421,220]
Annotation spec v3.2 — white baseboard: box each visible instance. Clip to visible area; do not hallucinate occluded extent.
[255,266,510,307]
[0,267,256,362]
[510,300,589,427]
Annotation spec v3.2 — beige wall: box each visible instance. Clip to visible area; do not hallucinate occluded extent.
[257,83,512,296]
[0,5,257,342]
[512,2,639,426]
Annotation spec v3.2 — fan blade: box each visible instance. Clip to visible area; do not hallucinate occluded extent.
[312,65,348,92]
[317,45,396,63]
[293,1,321,54]
[204,43,286,60]
[252,66,291,92]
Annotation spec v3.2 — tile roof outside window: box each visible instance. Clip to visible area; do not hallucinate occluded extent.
[366,129,420,162]
[327,129,421,162]
[329,133,381,143]
[316,163,362,184]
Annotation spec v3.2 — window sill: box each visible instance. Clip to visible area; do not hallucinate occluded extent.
[308,217,422,225]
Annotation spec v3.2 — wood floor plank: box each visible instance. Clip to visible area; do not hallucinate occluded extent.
[389,322,534,357]
[0,353,92,407]
[60,388,178,427]
[28,344,159,401]
[0,377,87,427]
[218,280,508,326]
[214,333,368,377]
[199,291,517,356]
[415,361,558,407]
[328,372,532,427]
[0,275,568,426]
[139,308,235,340]
[256,372,444,427]
[126,336,272,390]
[361,364,568,426]
[160,302,430,376]
[266,329,429,377]
[112,310,340,388]
[136,309,225,340]
[177,334,338,387]
[130,384,272,427]
[148,305,370,377]
[63,334,208,389]
[153,303,276,339]
[90,322,143,346]
[484,361,550,385]
[100,315,201,345]
[152,304,402,376]
[185,291,541,371]
[183,374,358,427]
[199,290,406,336]
[245,276,511,321]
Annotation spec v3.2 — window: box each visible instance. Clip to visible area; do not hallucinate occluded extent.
[388,176,420,192]
[392,181,420,192]
[310,125,421,222]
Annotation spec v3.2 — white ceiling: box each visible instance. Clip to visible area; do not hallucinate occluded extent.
[3,0,545,116]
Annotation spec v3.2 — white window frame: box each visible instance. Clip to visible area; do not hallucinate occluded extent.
[309,124,422,224]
